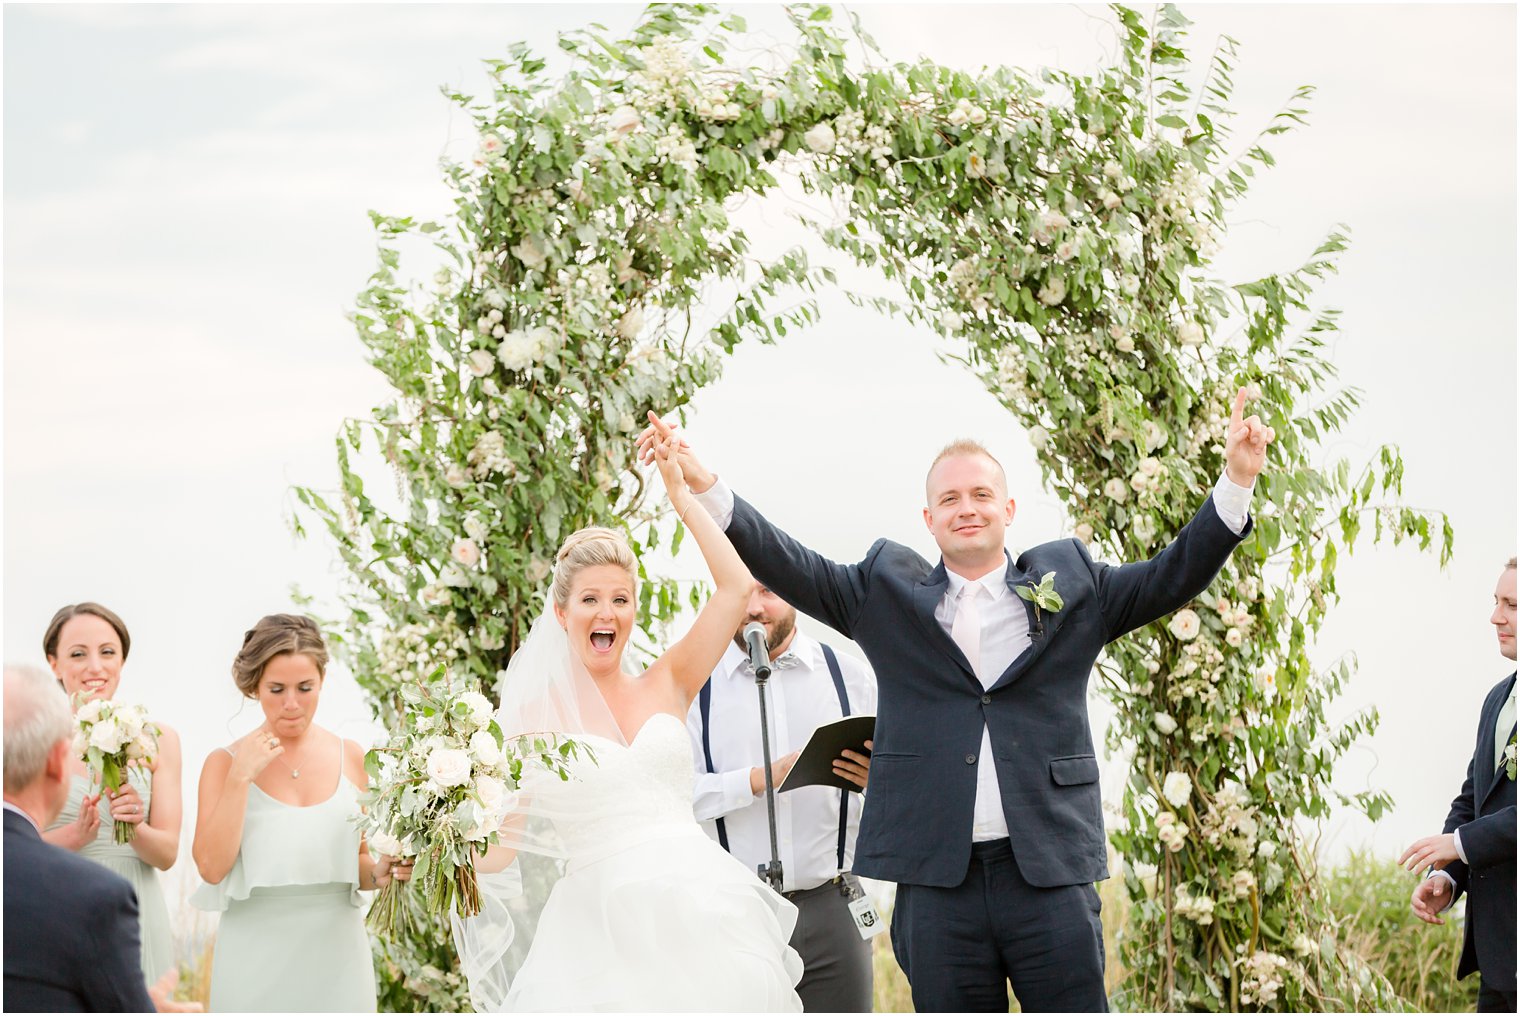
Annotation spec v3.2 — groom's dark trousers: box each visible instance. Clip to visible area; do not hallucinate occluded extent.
[1439,672,1516,1013]
[724,494,1247,1012]
[3,808,155,1011]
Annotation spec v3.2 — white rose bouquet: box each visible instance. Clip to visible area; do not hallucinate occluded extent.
[358,675,588,937]
[73,698,160,844]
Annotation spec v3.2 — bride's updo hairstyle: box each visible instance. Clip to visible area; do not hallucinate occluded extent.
[552,527,638,609]
[231,614,329,698]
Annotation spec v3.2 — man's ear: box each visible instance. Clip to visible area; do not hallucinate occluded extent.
[922,506,933,532]
[1004,497,1017,525]
[45,735,72,781]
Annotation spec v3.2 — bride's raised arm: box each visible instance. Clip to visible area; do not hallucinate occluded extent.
[644,414,753,706]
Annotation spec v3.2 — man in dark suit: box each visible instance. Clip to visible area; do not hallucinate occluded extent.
[3,664,158,1012]
[640,391,1271,1012]
[1402,557,1517,1013]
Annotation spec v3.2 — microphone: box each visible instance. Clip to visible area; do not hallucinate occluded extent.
[743,622,773,680]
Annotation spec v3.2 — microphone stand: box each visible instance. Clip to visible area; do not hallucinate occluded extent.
[753,662,785,893]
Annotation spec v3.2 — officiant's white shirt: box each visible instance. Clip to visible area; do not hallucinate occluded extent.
[695,472,1252,843]
[687,633,877,892]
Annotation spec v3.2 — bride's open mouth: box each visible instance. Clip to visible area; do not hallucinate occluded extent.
[590,629,616,652]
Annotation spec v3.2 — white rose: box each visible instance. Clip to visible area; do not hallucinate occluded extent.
[444,464,470,489]
[608,105,641,136]
[463,514,488,543]
[1133,514,1157,545]
[965,153,987,179]
[1115,336,1135,354]
[89,718,127,755]
[968,105,987,125]
[1177,320,1205,347]
[1101,190,1121,210]
[947,106,969,127]
[1055,240,1075,262]
[426,747,473,790]
[1120,274,1140,297]
[469,729,502,766]
[1103,160,1122,180]
[1162,770,1191,808]
[1101,478,1127,503]
[451,538,482,569]
[617,305,644,341]
[76,699,107,724]
[803,123,836,154]
[440,563,470,588]
[473,774,507,816]
[1037,276,1066,306]
[1154,712,1178,735]
[497,330,536,372]
[1225,627,1244,648]
[458,691,494,727]
[466,349,496,378]
[1028,426,1050,451]
[1138,456,1162,477]
[422,583,450,606]
[1143,421,1167,451]
[1074,522,1094,543]
[369,829,403,857]
[1168,608,1201,641]
[940,310,965,332]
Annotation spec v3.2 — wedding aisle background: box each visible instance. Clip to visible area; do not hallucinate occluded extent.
[4,3,1515,1006]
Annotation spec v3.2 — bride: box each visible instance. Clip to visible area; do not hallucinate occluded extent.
[451,425,804,1012]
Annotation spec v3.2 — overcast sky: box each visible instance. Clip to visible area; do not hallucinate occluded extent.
[5,3,1516,907]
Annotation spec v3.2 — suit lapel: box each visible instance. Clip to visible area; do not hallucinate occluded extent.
[912,564,981,687]
[1478,674,1516,808]
[988,559,1067,692]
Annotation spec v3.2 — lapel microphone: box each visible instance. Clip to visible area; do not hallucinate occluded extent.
[743,622,773,680]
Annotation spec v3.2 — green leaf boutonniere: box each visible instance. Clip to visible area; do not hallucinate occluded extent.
[1015,571,1064,636]
[1505,738,1516,782]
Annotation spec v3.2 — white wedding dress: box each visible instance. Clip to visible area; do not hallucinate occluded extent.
[460,712,805,1012]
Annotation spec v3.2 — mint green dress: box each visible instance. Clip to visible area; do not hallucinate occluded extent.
[191,746,376,1012]
[47,769,175,987]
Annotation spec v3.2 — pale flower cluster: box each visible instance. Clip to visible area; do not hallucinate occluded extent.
[832,108,894,169]
[374,620,470,685]
[945,95,988,127]
[467,430,516,481]
[1174,886,1215,925]
[1239,950,1298,1007]
[75,699,159,763]
[1199,782,1261,865]
[1156,811,1190,852]
[654,126,699,171]
[497,325,558,372]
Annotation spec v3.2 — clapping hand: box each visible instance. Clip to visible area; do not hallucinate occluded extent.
[1409,875,1453,925]
[1397,833,1460,874]
[58,791,102,850]
[1223,387,1274,487]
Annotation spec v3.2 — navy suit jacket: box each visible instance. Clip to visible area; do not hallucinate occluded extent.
[1440,672,1517,989]
[3,807,156,1012]
[726,494,1248,888]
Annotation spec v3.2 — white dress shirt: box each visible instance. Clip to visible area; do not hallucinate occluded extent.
[693,471,1253,843]
[687,632,878,892]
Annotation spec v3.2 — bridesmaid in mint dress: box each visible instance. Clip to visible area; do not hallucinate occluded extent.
[42,603,182,989]
[191,614,398,1012]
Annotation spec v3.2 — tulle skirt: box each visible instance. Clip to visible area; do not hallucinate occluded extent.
[506,824,804,1012]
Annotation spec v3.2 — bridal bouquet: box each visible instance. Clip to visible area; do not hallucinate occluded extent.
[360,676,588,936]
[73,699,161,844]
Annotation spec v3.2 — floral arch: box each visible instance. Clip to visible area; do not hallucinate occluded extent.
[296,5,1449,1010]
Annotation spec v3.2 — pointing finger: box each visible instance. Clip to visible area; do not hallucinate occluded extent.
[1230,387,1247,431]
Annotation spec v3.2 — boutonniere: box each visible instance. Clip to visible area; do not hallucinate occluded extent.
[1015,571,1064,637]
[1505,737,1516,782]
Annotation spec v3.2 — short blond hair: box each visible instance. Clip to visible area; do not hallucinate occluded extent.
[925,439,1008,502]
[553,527,638,609]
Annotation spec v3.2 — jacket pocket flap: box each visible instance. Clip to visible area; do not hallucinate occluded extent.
[1049,754,1099,786]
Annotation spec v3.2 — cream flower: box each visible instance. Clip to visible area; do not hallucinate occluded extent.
[617,306,644,341]
[803,123,836,154]
[608,105,641,136]
[1101,190,1121,210]
[510,235,547,271]
[1103,477,1128,502]
[451,538,482,569]
[369,829,403,857]
[1162,770,1191,808]
[1225,627,1244,648]
[458,690,494,727]
[965,152,987,179]
[1154,711,1178,735]
[1037,276,1066,306]
[1074,522,1094,543]
[1168,608,1201,641]
[1028,426,1050,451]
[466,350,496,378]
[1177,320,1205,347]
[426,747,473,790]
[1115,336,1136,354]
[444,464,470,489]
[469,729,502,767]
[473,773,507,815]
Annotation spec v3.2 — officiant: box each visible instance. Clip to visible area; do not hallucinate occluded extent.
[687,584,878,1012]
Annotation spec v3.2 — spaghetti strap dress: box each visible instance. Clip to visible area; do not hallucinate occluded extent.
[190,740,376,1012]
[47,768,175,986]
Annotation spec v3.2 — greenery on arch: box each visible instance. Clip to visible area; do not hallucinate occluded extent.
[295,5,1452,1010]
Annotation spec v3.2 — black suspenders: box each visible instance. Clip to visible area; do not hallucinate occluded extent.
[698,645,852,871]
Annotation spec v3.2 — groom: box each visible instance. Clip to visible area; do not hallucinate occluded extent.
[640,391,1270,1012]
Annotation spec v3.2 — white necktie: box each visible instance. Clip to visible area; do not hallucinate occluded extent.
[952,584,983,683]
[1494,685,1516,772]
